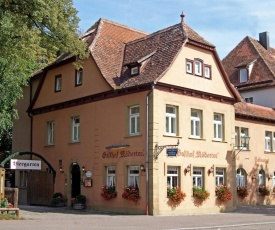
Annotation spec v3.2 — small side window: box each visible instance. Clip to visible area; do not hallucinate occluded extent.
[75,69,83,86]
[186,60,193,74]
[55,75,62,92]
[131,66,139,75]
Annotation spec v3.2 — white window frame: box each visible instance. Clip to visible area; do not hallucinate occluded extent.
[204,65,211,79]
[167,166,179,188]
[76,69,83,86]
[273,133,275,152]
[107,166,116,186]
[240,68,248,83]
[258,170,265,186]
[47,121,54,145]
[166,105,177,136]
[55,75,62,92]
[265,131,272,152]
[129,105,140,136]
[128,166,139,187]
[214,113,223,141]
[72,116,80,142]
[273,172,275,190]
[215,168,225,186]
[194,60,202,76]
[186,60,193,74]
[236,168,246,187]
[191,109,202,138]
[240,127,249,150]
[131,66,139,75]
[193,167,203,188]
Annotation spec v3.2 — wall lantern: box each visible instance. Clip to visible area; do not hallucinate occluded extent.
[184,164,191,174]
[59,160,64,173]
[252,174,257,180]
[208,165,214,175]
[82,165,86,173]
[140,164,146,172]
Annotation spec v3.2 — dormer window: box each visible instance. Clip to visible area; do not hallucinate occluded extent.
[186,59,193,74]
[240,68,248,83]
[131,66,139,76]
[194,59,203,76]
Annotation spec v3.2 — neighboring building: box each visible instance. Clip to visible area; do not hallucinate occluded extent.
[222,32,275,108]
[12,13,275,215]
[234,102,275,205]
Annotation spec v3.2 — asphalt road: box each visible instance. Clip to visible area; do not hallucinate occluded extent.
[2,205,275,230]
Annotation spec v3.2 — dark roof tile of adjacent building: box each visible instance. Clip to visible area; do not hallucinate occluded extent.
[222,35,275,91]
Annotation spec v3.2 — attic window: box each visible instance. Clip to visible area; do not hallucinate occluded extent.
[240,68,248,83]
[131,66,139,76]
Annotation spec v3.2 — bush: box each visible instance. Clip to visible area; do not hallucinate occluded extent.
[167,187,186,204]
[237,186,249,198]
[101,185,117,200]
[75,194,86,204]
[215,185,232,202]
[193,187,210,201]
[51,192,67,205]
[122,185,140,203]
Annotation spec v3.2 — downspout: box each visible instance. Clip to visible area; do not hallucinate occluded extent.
[146,84,154,215]
[27,80,33,158]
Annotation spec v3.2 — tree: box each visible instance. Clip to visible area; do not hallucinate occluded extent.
[0,0,88,137]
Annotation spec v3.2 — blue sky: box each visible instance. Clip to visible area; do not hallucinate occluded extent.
[74,1,275,59]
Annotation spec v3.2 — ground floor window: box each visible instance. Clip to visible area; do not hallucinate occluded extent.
[236,168,246,187]
[215,168,225,186]
[107,166,116,186]
[193,167,203,188]
[128,166,139,187]
[258,169,265,186]
[167,166,179,188]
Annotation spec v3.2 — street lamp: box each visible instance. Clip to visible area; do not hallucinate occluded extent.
[232,134,251,208]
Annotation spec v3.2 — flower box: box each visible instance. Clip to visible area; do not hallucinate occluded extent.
[101,185,117,200]
[215,185,232,202]
[167,186,186,204]
[258,185,269,196]
[237,186,249,198]
[193,187,210,201]
[122,185,140,203]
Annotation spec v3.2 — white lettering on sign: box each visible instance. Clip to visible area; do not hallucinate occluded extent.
[10,159,41,170]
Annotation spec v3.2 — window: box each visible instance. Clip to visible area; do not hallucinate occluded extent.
[166,106,177,136]
[131,66,139,75]
[244,97,253,104]
[236,168,246,187]
[273,133,275,152]
[213,113,223,141]
[191,109,202,138]
[128,166,139,187]
[186,60,193,74]
[107,166,116,186]
[75,68,83,86]
[265,131,272,151]
[204,66,211,79]
[193,167,203,188]
[72,116,80,142]
[240,68,248,83]
[240,127,249,150]
[55,75,62,92]
[19,171,28,187]
[273,172,275,189]
[167,166,179,188]
[215,168,225,186]
[47,121,54,145]
[129,106,140,135]
[194,60,202,76]
[259,170,265,186]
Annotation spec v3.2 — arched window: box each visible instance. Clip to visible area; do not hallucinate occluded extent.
[258,169,265,185]
[236,168,246,187]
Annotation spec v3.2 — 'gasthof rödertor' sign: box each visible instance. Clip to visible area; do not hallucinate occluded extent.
[10,159,41,170]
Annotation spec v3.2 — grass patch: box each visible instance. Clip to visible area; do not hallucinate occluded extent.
[0,213,23,220]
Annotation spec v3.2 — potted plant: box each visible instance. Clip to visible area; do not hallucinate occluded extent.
[122,185,140,203]
[215,185,232,202]
[258,184,269,196]
[237,186,249,198]
[51,192,67,207]
[193,187,210,201]
[72,194,86,210]
[101,185,117,200]
[167,186,186,204]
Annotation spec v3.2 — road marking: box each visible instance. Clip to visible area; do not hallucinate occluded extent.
[166,221,275,230]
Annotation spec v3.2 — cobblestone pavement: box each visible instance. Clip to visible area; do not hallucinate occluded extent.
[2,205,275,230]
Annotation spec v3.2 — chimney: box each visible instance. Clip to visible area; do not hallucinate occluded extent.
[259,32,270,51]
[180,11,185,24]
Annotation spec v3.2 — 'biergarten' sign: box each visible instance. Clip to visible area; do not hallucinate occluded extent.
[10,159,41,170]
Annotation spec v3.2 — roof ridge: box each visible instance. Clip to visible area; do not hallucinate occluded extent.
[126,23,182,45]
[100,18,148,36]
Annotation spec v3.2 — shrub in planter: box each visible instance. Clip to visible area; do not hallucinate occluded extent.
[101,185,117,200]
[193,187,210,201]
[72,194,86,204]
[167,186,186,204]
[215,185,232,202]
[237,186,249,198]
[51,192,67,206]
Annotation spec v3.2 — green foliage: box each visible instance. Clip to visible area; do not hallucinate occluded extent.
[167,186,186,204]
[0,198,8,208]
[193,187,210,201]
[74,194,86,204]
[0,0,89,135]
[101,185,117,200]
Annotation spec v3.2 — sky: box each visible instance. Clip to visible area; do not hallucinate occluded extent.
[73,0,275,59]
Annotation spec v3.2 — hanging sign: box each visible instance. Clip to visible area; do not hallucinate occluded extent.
[10,159,41,170]
[167,148,178,157]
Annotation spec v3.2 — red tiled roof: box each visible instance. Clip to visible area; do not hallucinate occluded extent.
[222,36,275,91]
[235,102,275,122]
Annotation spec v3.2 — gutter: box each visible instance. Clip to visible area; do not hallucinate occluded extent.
[27,80,33,159]
[146,84,154,215]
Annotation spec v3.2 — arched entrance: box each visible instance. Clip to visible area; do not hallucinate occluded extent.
[71,163,81,198]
